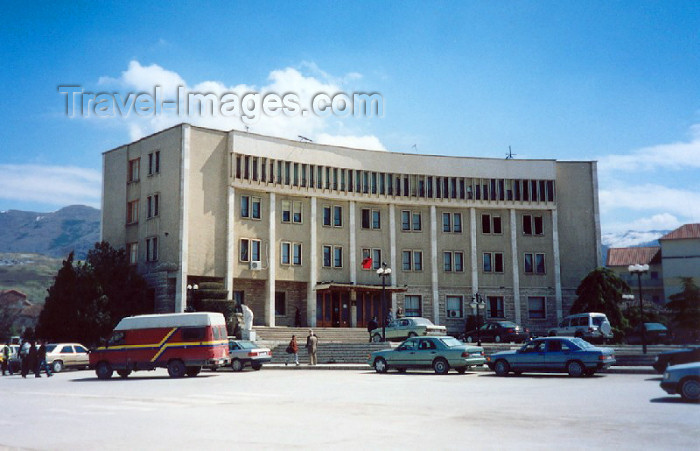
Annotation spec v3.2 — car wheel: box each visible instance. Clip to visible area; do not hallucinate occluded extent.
[433,358,449,375]
[374,357,388,373]
[167,359,186,378]
[251,363,262,371]
[456,367,467,374]
[548,331,556,337]
[397,368,407,373]
[680,378,700,402]
[494,359,510,377]
[408,332,418,338]
[52,360,64,373]
[186,366,201,377]
[231,359,244,372]
[117,369,131,379]
[494,335,502,343]
[372,333,382,343]
[465,336,474,343]
[567,360,585,377]
[95,362,113,380]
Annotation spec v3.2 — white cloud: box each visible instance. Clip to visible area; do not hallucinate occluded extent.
[0,165,101,208]
[599,127,700,173]
[599,183,700,217]
[94,60,385,150]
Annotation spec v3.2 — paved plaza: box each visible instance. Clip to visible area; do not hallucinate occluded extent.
[1,368,698,450]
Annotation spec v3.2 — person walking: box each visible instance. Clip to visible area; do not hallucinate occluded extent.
[294,307,302,328]
[0,342,7,376]
[386,308,394,325]
[306,329,318,366]
[285,335,299,366]
[28,341,40,378]
[367,316,378,343]
[19,339,30,378]
[36,340,52,377]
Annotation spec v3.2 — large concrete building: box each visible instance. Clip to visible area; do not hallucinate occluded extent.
[101,124,602,334]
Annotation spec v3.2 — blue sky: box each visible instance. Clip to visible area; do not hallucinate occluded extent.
[1,1,698,236]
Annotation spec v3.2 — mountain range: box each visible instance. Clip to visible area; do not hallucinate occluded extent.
[0,205,100,260]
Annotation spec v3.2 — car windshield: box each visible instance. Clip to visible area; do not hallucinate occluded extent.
[410,318,435,326]
[232,341,256,349]
[439,337,463,347]
[497,321,517,328]
[570,338,592,349]
[644,323,667,331]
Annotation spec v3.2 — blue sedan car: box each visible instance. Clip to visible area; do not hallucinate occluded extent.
[486,337,616,377]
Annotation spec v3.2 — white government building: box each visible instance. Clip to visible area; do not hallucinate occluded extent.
[102,124,602,334]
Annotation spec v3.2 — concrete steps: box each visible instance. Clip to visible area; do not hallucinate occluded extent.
[269,342,390,365]
[253,326,370,343]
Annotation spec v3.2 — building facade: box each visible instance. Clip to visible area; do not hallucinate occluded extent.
[102,124,602,334]
[606,246,665,304]
[659,224,700,300]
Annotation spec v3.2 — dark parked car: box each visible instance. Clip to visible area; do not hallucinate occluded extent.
[462,321,530,343]
[653,346,700,373]
[626,322,672,345]
[486,337,616,377]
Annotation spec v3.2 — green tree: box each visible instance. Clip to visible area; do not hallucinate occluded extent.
[667,277,700,332]
[571,267,630,330]
[36,243,153,345]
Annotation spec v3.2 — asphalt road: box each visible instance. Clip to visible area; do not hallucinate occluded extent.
[1,368,698,450]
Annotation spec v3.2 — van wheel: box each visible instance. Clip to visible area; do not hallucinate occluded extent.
[167,360,186,378]
[231,359,244,372]
[52,360,64,373]
[96,362,113,380]
[117,369,131,379]
[186,366,201,377]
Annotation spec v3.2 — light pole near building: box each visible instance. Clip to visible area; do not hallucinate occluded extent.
[470,292,486,346]
[186,283,198,312]
[628,264,649,354]
[377,262,392,342]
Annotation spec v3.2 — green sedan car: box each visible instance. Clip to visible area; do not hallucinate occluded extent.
[367,336,485,374]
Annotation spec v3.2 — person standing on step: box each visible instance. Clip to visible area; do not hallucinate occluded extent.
[306,329,318,366]
[367,316,378,343]
[294,307,302,328]
[285,335,299,366]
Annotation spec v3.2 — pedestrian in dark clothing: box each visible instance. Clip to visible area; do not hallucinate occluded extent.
[37,341,52,377]
[1,341,9,376]
[367,317,378,342]
[28,341,40,378]
[295,307,302,328]
[20,339,30,378]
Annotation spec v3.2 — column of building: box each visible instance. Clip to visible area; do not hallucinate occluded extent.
[266,192,276,326]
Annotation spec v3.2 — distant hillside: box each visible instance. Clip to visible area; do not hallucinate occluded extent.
[600,229,668,263]
[0,205,100,259]
[0,253,62,304]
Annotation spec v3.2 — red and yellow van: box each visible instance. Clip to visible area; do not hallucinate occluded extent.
[89,312,230,379]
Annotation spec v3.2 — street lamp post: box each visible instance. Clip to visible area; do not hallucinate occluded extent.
[470,292,486,346]
[377,262,392,342]
[628,264,649,354]
[186,283,198,312]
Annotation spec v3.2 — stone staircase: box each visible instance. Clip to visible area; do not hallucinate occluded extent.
[253,326,370,343]
[269,342,390,365]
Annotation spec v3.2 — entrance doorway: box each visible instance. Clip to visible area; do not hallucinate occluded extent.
[316,291,350,327]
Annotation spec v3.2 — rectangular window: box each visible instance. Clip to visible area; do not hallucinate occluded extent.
[404,295,422,317]
[487,296,505,318]
[446,295,463,318]
[333,246,343,268]
[293,243,302,266]
[148,151,160,175]
[127,200,139,224]
[528,296,546,319]
[251,240,261,262]
[146,236,158,262]
[454,252,464,272]
[241,196,250,218]
[412,212,422,231]
[372,210,381,229]
[361,209,371,229]
[401,210,411,231]
[333,206,343,227]
[482,214,491,234]
[240,239,250,262]
[495,252,504,273]
[535,253,546,274]
[493,216,502,234]
[323,206,332,226]
[524,253,533,273]
[281,242,291,265]
[293,201,302,223]
[413,251,423,271]
[483,253,492,272]
[252,197,261,219]
[523,214,544,235]
[147,194,159,218]
[453,213,462,233]
[282,200,291,223]
[524,253,545,274]
[444,251,453,272]
[534,216,543,235]
[443,213,451,232]
[402,250,412,271]
[372,248,381,270]
[128,158,140,182]
[127,242,138,265]
[323,245,332,267]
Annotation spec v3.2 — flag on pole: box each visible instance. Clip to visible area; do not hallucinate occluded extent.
[361,256,373,269]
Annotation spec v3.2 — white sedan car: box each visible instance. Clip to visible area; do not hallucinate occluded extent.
[46,343,90,373]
